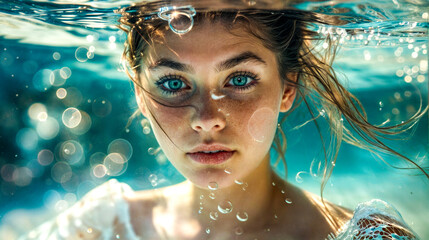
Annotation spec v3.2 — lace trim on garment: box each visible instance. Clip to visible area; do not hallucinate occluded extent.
[334,199,419,240]
[20,179,139,240]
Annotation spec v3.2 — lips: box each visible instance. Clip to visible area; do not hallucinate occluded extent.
[187,145,235,164]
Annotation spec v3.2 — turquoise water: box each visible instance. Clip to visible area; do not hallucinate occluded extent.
[0,0,428,239]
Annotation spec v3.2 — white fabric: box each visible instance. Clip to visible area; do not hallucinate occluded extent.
[335,199,419,240]
[19,179,139,240]
[19,181,419,240]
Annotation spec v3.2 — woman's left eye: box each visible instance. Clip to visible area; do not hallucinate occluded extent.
[226,72,259,90]
[163,79,184,91]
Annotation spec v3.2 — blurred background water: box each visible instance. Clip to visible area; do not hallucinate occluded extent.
[0,0,428,239]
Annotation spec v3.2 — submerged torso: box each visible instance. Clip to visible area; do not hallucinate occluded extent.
[19,179,419,240]
[126,178,352,240]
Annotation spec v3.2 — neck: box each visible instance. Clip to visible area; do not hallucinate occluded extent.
[189,154,280,234]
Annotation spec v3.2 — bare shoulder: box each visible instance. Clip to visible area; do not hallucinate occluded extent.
[271,181,353,239]
[303,190,353,227]
[282,181,353,225]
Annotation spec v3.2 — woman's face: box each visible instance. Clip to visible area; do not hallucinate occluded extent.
[135,21,296,189]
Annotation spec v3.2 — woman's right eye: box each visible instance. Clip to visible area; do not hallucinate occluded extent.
[155,75,188,95]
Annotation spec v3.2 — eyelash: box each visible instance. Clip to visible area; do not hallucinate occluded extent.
[155,71,260,96]
[227,71,260,91]
[155,74,188,96]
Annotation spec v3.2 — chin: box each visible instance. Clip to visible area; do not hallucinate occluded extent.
[186,167,241,190]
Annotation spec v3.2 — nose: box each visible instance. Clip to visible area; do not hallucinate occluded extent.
[190,97,226,132]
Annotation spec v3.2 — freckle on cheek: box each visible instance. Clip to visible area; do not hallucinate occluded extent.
[247,107,277,143]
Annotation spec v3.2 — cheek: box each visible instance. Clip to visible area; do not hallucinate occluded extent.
[145,99,190,140]
[224,91,280,145]
[247,107,278,143]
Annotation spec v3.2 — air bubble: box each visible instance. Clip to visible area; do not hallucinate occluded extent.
[149,174,158,187]
[56,88,67,99]
[242,182,248,191]
[59,140,84,166]
[53,52,61,60]
[37,149,54,166]
[37,117,60,140]
[209,211,218,220]
[75,47,90,62]
[32,69,52,92]
[206,228,210,234]
[104,153,127,176]
[234,179,243,185]
[28,103,47,120]
[208,182,218,190]
[404,76,412,83]
[108,139,133,161]
[86,35,94,42]
[218,200,233,214]
[50,69,67,86]
[236,211,248,222]
[51,162,72,183]
[209,192,215,199]
[158,6,196,35]
[235,227,244,235]
[295,172,305,184]
[62,107,82,128]
[60,67,72,79]
[224,168,232,174]
[285,198,293,204]
[148,147,160,155]
[93,164,107,178]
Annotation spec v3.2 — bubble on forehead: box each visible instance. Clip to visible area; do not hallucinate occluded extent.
[157,5,196,35]
[247,107,277,143]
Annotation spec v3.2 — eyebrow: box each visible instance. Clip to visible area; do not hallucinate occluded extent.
[148,58,192,72]
[216,51,267,72]
[147,51,266,73]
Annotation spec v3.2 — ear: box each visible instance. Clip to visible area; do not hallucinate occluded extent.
[280,72,298,113]
[134,82,149,118]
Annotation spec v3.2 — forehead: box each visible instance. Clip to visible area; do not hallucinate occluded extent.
[146,21,273,65]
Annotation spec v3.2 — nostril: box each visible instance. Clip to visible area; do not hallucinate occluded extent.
[191,117,225,132]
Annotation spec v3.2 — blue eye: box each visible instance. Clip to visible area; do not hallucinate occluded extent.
[227,71,259,90]
[155,75,188,95]
[230,76,250,86]
[165,79,184,90]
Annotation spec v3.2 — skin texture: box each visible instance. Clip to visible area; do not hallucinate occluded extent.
[129,21,352,239]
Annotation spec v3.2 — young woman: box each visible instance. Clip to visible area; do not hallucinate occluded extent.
[20,3,425,240]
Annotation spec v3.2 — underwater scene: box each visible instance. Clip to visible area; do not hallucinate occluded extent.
[0,0,428,239]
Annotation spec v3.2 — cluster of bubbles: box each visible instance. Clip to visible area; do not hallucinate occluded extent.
[318,22,427,88]
[6,33,127,193]
[317,11,428,48]
[394,50,427,84]
[32,66,72,92]
[199,180,250,236]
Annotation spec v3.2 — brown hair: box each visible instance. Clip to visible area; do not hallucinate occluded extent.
[117,4,428,226]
